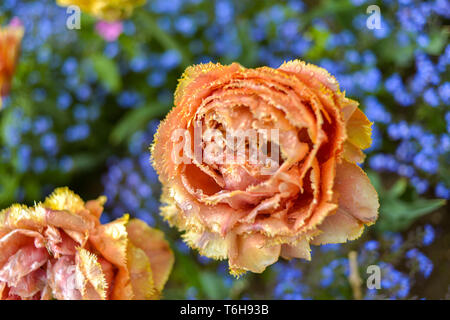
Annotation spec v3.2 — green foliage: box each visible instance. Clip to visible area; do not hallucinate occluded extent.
[368,171,446,232]
[110,102,168,145]
[91,54,122,92]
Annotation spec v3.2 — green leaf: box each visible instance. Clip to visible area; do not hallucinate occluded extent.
[425,31,448,55]
[371,173,446,232]
[70,152,108,172]
[199,272,229,299]
[377,197,445,232]
[236,20,258,67]
[305,26,330,61]
[90,54,121,92]
[0,170,19,206]
[366,170,383,195]
[389,178,408,198]
[110,103,169,145]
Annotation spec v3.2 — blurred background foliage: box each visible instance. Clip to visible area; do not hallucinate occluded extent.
[0,0,449,299]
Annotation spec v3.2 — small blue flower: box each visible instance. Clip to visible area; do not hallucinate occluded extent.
[117,91,141,108]
[32,157,47,173]
[423,87,440,107]
[175,15,197,36]
[57,92,72,110]
[40,133,58,155]
[406,249,433,278]
[438,82,450,104]
[147,70,167,87]
[422,225,435,246]
[62,57,78,76]
[33,116,53,134]
[435,182,450,199]
[59,156,74,172]
[364,240,380,251]
[160,50,182,70]
[65,123,90,142]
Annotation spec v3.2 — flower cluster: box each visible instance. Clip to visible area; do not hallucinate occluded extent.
[102,120,161,225]
[272,224,437,300]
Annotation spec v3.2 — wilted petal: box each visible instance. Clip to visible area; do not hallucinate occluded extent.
[9,269,46,299]
[0,229,44,269]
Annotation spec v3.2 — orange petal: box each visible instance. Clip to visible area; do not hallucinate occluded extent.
[279,59,340,93]
[85,196,107,220]
[229,233,280,275]
[0,20,24,104]
[89,214,132,300]
[90,214,129,268]
[343,141,366,163]
[126,219,174,293]
[126,242,155,300]
[312,160,379,245]
[174,62,242,107]
[310,208,364,245]
[346,108,373,150]
[335,160,379,224]
[280,238,311,260]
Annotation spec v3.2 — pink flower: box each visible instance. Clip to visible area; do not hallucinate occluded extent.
[8,17,23,29]
[95,21,123,42]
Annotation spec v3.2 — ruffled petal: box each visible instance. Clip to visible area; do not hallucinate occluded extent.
[182,230,229,260]
[76,248,108,300]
